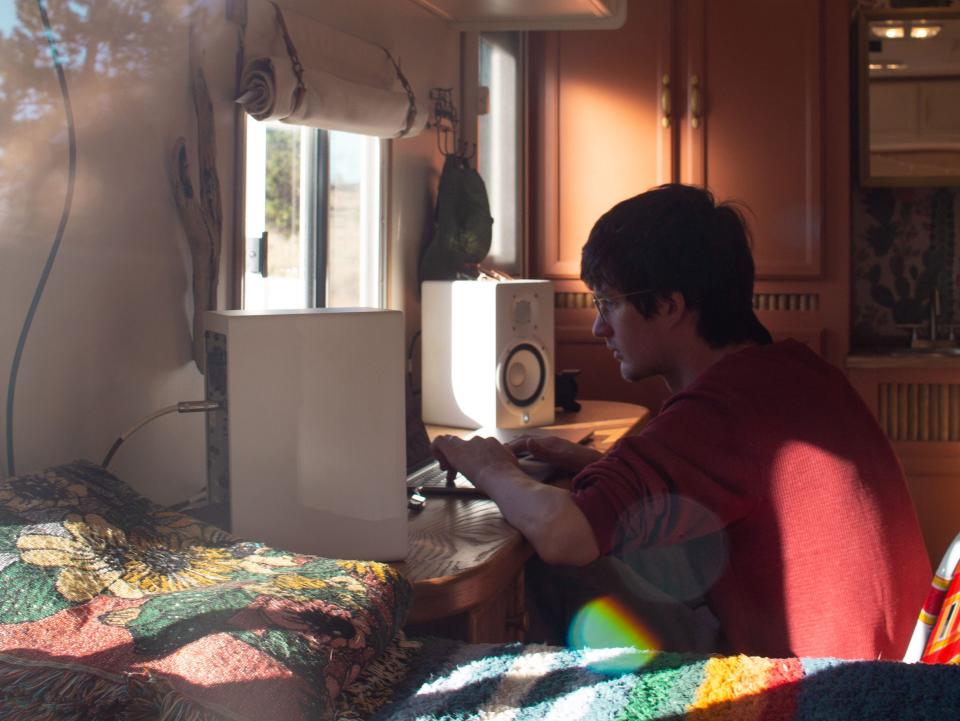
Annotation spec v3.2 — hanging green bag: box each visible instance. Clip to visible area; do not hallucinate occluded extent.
[419,155,493,282]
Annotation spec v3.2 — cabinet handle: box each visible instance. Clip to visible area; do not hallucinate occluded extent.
[660,73,671,128]
[690,74,702,129]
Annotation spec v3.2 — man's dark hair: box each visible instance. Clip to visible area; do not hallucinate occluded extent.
[581,184,772,348]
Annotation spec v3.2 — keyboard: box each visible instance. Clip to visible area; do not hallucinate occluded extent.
[407,457,555,498]
[407,461,479,495]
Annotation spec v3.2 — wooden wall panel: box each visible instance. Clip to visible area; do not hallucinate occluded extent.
[900,450,960,568]
[848,365,960,567]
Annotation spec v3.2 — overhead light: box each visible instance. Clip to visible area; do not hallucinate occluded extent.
[869,61,907,71]
[910,24,941,39]
[871,24,905,39]
[869,22,939,40]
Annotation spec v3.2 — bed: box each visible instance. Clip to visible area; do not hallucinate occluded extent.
[1,462,957,720]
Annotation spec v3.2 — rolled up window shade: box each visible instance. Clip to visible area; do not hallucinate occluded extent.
[237,0,427,138]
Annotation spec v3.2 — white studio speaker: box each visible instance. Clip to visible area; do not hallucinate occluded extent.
[421,279,555,429]
[204,309,407,561]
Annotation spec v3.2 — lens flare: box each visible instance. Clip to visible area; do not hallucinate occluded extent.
[616,495,729,603]
[567,596,660,674]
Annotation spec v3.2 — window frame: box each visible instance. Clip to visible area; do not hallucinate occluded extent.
[477,30,527,277]
[236,116,386,312]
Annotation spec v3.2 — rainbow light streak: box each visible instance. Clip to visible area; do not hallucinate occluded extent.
[567,596,660,674]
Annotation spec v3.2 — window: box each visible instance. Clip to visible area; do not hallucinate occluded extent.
[243,119,383,310]
[478,32,524,276]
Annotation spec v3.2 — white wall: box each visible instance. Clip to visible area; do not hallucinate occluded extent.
[0,0,458,502]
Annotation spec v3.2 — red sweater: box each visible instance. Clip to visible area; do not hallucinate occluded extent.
[571,340,930,659]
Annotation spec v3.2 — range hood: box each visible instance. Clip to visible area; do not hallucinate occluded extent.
[406,0,627,31]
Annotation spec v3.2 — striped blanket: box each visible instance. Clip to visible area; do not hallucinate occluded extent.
[338,637,960,720]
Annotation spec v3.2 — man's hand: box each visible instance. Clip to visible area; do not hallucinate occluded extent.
[507,436,603,474]
[430,433,600,567]
[431,435,520,489]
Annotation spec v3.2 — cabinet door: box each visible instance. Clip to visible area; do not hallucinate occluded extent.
[529,0,674,279]
[679,0,823,279]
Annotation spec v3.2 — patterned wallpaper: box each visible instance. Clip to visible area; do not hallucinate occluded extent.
[850,0,960,347]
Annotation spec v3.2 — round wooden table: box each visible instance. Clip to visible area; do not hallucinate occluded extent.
[394,400,650,641]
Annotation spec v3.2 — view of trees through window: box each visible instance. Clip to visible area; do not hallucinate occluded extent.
[244,119,381,311]
[264,125,301,280]
[326,130,364,307]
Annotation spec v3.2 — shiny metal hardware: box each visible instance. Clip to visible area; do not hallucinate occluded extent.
[247,231,268,277]
[690,74,702,129]
[660,73,671,128]
[896,322,925,348]
[897,289,958,350]
[407,488,427,511]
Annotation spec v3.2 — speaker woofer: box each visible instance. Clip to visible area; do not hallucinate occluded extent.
[502,343,546,407]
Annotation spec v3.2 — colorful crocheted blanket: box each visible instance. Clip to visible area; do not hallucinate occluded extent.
[339,637,960,720]
[0,461,411,721]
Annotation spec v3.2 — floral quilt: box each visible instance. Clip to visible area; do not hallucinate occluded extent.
[0,460,411,721]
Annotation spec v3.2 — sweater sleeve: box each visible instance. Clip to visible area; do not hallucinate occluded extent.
[571,392,755,556]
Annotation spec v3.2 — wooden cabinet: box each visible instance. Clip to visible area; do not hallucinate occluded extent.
[847,357,960,568]
[529,0,673,281]
[529,0,850,405]
[677,0,821,279]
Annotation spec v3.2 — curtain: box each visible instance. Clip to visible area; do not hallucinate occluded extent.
[236,0,427,138]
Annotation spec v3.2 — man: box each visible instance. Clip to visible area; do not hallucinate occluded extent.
[432,184,930,660]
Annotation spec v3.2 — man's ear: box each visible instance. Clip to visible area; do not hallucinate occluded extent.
[658,292,687,326]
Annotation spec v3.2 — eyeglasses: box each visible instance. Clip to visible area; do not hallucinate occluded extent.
[591,289,656,324]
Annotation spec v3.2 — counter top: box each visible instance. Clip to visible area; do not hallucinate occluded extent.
[846,351,960,369]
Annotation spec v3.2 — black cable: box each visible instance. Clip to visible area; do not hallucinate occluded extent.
[406,330,421,392]
[407,330,421,368]
[5,0,77,477]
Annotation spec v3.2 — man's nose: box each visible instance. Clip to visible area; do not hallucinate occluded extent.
[592,312,611,338]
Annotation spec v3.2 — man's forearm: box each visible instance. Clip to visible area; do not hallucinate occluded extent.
[475,466,600,566]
